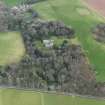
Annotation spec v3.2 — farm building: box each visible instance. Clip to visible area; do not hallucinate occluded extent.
[43,40,54,48]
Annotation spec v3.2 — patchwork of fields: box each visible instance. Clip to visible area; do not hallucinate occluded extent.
[0,88,105,105]
[1,0,105,105]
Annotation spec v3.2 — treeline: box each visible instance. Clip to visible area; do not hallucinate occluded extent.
[92,23,105,43]
[0,3,9,32]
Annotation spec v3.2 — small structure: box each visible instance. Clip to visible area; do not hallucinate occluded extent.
[12,6,18,11]
[11,5,32,13]
[43,40,54,48]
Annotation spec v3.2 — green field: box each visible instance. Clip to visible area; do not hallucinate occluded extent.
[0,32,25,65]
[0,88,105,105]
[33,0,105,82]
[3,0,21,6]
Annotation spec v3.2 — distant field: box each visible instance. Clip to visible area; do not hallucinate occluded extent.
[0,88,105,105]
[0,32,25,65]
[3,0,21,6]
[85,0,105,17]
[0,89,41,105]
[33,0,105,82]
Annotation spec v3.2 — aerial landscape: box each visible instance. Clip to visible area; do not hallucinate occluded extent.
[1,0,105,105]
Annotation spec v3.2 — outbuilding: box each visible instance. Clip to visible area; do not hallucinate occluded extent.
[43,40,54,48]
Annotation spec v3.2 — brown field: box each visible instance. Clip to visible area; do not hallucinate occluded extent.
[85,0,105,16]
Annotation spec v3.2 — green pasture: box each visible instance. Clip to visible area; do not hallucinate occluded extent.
[0,32,25,65]
[0,88,105,105]
[3,0,21,6]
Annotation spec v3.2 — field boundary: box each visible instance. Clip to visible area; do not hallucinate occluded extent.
[0,86,105,101]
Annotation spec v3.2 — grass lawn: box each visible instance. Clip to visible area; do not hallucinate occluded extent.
[0,32,25,65]
[33,0,105,82]
[0,88,105,105]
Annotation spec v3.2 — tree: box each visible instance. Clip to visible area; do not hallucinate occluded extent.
[0,2,9,32]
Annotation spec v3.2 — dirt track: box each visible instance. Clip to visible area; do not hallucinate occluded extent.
[85,0,105,16]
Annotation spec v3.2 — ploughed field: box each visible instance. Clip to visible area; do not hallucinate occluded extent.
[85,0,105,17]
[3,0,20,6]
[0,88,105,105]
